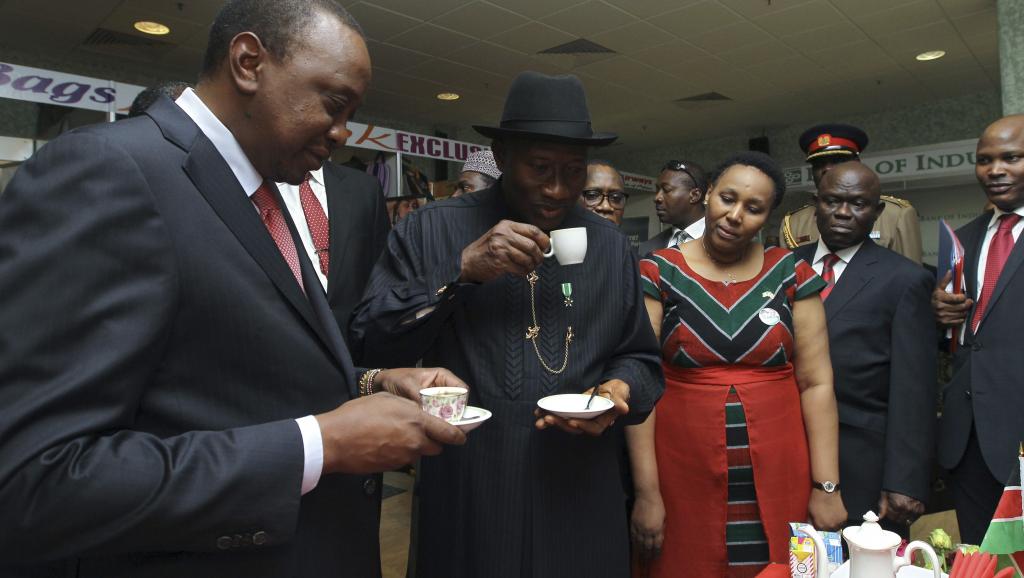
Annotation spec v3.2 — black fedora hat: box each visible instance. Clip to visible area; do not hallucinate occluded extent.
[473,71,617,146]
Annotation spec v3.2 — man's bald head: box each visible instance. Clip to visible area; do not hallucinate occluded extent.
[975,114,1024,212]
[814,161,885,251]
[819,161,882,204]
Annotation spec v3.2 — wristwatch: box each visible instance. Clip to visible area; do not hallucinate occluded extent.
[812,480,841,493]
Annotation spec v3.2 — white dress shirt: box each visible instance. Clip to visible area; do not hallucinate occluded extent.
[975,205,1024,299]
[276,168,330,292]
[810,238,864,283]
[175,88,324,496]
[669,218,706,247]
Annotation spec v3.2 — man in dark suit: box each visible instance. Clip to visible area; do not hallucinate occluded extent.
[795,162,936,535]
[932,114,1024,544]
[639,160,708,256]
[0,1,465,576]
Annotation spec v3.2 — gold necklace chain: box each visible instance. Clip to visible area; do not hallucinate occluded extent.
[525,271,574,374]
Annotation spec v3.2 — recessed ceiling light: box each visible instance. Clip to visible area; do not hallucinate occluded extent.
[436,92,460,101]
[916,50,945,61]
[134,21,170,35]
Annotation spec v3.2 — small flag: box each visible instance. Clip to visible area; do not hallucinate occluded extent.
[980,449,1024,577]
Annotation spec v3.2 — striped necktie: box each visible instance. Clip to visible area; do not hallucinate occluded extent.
[819,253,840,301]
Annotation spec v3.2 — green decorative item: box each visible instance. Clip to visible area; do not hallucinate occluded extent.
[561,282,573,308]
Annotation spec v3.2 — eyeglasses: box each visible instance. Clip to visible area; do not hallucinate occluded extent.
[582,189,629,209]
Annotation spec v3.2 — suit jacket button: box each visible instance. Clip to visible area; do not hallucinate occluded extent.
[972,341,982,351]
[216,536,232,550]
[363,477,378,496]
[253,531,268,546]
[965,390,973,399]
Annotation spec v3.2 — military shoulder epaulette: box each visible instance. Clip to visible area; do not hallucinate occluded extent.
[880,195,912,208]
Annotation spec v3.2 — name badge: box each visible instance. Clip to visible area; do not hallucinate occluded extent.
[870,231,881,239]
[759,308,781,326]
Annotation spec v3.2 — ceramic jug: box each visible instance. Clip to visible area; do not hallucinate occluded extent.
[801,511,942,578]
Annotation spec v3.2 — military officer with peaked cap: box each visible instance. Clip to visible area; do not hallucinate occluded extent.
[780,123,923,263]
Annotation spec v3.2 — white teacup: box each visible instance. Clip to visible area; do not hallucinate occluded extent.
[542,227,587,265]
[420,386,469,423]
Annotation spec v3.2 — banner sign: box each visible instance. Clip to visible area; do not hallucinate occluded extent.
[347,122,488,163]
[622,170,656,193]
[0,62,145,114]
[783,138,978,191]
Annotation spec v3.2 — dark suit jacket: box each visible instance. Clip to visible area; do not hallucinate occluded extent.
[0,97,381,577]
[795,241,936,519]
[320,161,389,362]
[939,211,1024,483]
[638,228,673,257]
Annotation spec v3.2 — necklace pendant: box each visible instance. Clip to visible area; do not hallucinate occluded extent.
[526,325,540,340]
[567,326,575,344]
[527,271,539,285]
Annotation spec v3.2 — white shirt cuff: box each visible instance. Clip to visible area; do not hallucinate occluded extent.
[295,415,324,495]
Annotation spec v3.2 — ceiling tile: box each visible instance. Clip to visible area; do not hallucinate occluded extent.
[937,0,997,18]
[346,2,422,41]
[575,57,693,101]
[754,1,843,37]
[388,23,478,57]
[688,21,774,54]
[850,0,947,38]
[1,0,122,25]
[951,8,997,38]
[718,40,798,67]
[402,58,508,95]
[873,21,968,59]
[500,0,586,20]
[781,22,866,54]
[630,40,709,73]
[650,1,743,38]
[438,2,529,38]
[367,70,447,99]
[447,42,539,74]
[362,0,471,21]
[719,0,815,19]
[828,0,922,18]
[963,32,999,62]
[117,0,222,26]
[366,40,434,72]
[589,21,675,54]
[489,21,575,54]
[600,0,701,20]
[540,1,634,38]
[0,11,94,52]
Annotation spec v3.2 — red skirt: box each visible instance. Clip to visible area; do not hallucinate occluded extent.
[646,364,811,578]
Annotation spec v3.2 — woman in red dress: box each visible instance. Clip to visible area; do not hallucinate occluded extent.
[629,152,847,577]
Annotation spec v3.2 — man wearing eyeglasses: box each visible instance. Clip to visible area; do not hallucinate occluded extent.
[639,160,708,256]
[579,159,629,226]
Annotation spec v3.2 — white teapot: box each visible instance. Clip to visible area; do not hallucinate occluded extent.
[800,511,941,578]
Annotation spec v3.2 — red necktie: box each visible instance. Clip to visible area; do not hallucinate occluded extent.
[298,173,330,276]
[819,253,840,301]
[971,213,1021,332]
[252,182,305,293]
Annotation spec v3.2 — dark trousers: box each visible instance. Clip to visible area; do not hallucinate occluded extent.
[950,428,1004,545]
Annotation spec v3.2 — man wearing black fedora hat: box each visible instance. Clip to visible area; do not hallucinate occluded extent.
[351,71,663,578]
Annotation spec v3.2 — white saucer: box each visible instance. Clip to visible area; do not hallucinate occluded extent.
[537,393,614,420]
[453,406,491,432]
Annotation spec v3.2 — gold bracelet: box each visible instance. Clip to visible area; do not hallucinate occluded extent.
[359,368,384,397]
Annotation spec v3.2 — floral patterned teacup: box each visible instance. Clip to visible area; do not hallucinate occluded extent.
[419,387,468,423]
